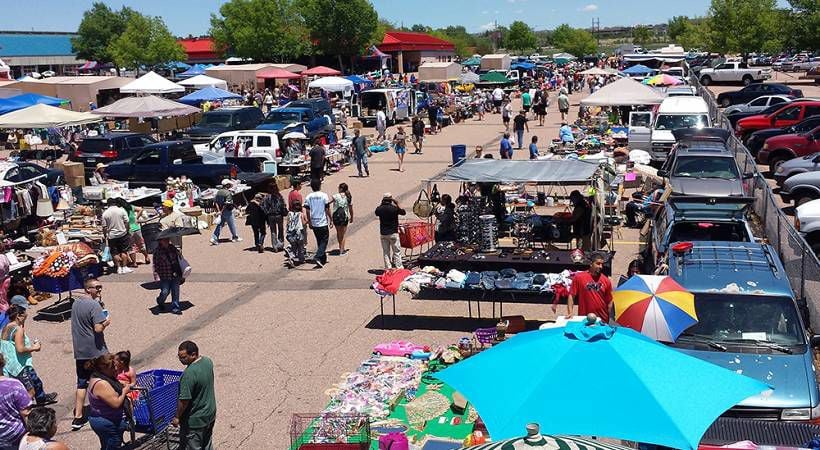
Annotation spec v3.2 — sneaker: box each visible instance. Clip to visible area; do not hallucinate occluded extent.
[210,238,218,246]
[171,308,182,315]
[232,237,243,243]
[37,392,58,406]
[313,260,324,269]
[121,267,133,274]
[116,267,123,274]
[71,417,88,431]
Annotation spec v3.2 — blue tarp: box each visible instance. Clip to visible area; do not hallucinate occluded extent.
[345,75,372,85]
[177,64,207,79]
[0,93,69,115]
[178,86,242,105]
[623,64,656,75]
[511,61,536,70]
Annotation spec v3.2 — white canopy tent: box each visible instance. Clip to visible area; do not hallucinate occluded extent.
[91,95,200,118]
[580,67,612,76]
[120,71,185,95]
[580,77,666,106]
[177,74,229,90]
[307,76,354,96]
[0,103,101,128]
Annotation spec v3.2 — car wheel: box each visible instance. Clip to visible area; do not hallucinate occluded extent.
[721,98,731,108]
[700,76,711,86]
[768,156,788,175]
[742,75,753,86]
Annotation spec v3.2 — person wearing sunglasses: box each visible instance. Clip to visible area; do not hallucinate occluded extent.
[69,277,111,431]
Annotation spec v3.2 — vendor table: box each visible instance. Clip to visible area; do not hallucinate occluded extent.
[278,161,309,177]
[121,188,162,204]
[416,243,614,276]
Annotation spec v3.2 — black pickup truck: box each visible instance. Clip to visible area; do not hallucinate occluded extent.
[103,140,271,188]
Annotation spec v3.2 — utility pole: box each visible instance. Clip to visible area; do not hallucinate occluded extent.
[592,17,601,47]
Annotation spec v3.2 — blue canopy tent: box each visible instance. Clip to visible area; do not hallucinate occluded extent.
[345,75,373,92]
[0,93,69,115]
[178,87,242,105]
[511,61,536,71]
[177,64,207,79]
[623,64,656,75]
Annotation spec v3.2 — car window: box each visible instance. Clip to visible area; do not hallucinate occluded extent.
[212,136,235,151]
[126,136,145,148]
[17,165,41,181]
[672,156,739,179]
[169,145,199,163]
[717,64,731,70]
[198,113,232,127]
[750,97,768,107]
[670,222,749,243]
[805,106,820,118]
[777,106,801,120]
[770,97,788,105]
[3,167,19,182]
[655,114,709,130]
[133,150,161,165]
[738,62,748,69]
[140,136,155,146]
[256,136,272,147]
[112,138,125,151]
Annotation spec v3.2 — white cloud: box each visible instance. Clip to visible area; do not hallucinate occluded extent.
[480,22,497,31]
[581,4,598,12]
[482,10,489,14]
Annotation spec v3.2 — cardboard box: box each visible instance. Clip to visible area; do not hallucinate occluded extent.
[61,162,85,179]
[275,175,291,191]
[66,175,86,188]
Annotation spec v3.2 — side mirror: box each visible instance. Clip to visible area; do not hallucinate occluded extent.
[810,335,820,348]
[812,155,820,164]
[172,159,182,165]
[743,173,756,180]
[657,170,669,177]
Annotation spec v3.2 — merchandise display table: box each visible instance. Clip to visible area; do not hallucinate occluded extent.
[414,286,558,318]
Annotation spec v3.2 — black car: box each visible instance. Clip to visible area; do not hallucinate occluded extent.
[69,132,157,176]
[1,162,63,186]
[717,83,803,108]
[747,115,820,156]
[185,106,265,143]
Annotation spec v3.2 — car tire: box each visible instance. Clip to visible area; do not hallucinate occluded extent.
[742,75,753,86]
[721,98,732,108]
[768,155,789,175]
[700,76,711,86]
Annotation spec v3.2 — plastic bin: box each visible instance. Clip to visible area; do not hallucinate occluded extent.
[133,369,183,434]
[450,144,466,165]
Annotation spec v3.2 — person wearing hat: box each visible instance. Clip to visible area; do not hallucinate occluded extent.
[152,236,184,314]
[92,163,108,186]
[2,304,58,406]
[245,193,268,253]
[210,180,241,246]
[374,193,406,269]
[0,296,29,330]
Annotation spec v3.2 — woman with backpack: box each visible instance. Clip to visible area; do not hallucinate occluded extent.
[262,183,288,252]
[332,183,353,255]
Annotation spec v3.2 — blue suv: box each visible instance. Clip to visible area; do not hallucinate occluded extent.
[664,241,820,421]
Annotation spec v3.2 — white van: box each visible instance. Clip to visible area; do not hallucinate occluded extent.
[353,88,415,124]
[634,97,711,163]
[195,130,281,161]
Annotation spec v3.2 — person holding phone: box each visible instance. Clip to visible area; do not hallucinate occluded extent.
[375,193,406,269]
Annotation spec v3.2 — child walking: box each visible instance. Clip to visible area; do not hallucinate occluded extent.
[285,199,308,267]
[245,193,267,253]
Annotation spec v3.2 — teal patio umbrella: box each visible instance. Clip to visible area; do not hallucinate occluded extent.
[435,322,770,450]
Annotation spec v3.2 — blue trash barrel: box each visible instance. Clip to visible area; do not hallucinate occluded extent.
[451,144,467,165]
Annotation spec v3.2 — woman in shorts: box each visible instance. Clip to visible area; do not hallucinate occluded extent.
[393,126,407,172]
[115,198,150,266]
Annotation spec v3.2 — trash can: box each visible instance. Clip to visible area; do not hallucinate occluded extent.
[450,144,467,165]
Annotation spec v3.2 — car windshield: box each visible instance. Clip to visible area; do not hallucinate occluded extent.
[198,113,232,127]
[265,111,302,124]
[669,222,750,243]
[672,156,739,179]
[669,294,804,348]
[655,114,709,130]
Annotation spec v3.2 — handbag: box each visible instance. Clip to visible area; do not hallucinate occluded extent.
[178,253,192,279]
[101,245,112,263]
[430,184,440,204]
[412,189,433,218]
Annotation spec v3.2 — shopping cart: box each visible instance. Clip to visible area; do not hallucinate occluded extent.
[124,369,183,449]
[398,220,435,261]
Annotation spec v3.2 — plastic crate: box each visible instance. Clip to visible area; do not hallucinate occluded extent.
[133,369,183,434]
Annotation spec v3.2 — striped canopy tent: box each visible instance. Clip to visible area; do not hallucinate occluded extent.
[461,434,634,450]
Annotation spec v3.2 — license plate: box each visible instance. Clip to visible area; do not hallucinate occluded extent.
[87,158,96,163]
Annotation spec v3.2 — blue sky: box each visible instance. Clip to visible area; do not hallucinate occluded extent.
[0,0,788,35]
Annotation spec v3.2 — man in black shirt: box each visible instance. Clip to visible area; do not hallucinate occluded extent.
[309,139,325,185]
[374,193,406,269]
[411,116,425,154]
[512,110,529,150]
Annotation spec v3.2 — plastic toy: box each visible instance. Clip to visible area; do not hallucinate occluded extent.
[373,341,427,358]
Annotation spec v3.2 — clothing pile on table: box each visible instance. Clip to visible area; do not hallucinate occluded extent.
[416,267,573,295]
[322,356,426,419]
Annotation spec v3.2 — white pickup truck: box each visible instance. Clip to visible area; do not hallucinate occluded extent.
[698,61,772,86]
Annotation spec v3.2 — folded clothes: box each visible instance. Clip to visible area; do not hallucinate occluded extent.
[434,277,447,289]
[494,278,513,290]
[481,270,500,280]
[445,280,463,289]
[500,268,517,279]
[532,273,547,287]
[480,275,495,290]
[464,271,481,288]
[447,269,467,284]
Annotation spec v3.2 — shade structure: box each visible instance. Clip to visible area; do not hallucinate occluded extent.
[478,71,512,84]
[91,95,200,118]
[255,67,300,80]
[427,159,600,185]
[307,76,354,95]
[580,67,611,75]
[643,73,685,86]
[435,322,770,450]
[177,64,207,78]
[614,274,697,342]
[460,71,480,84]
[120,71,185,94]
[177,74,228,90]
[622,64,656,75]
[460,433,635,450]
[177,87,241,105]
[580,77,666,106]
[0,93,69,115]
[462,56,481,67]
[0,103,100,129]
[301,66,341,77]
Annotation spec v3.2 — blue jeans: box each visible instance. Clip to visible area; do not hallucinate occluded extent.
[312,226,329,265]
[516,129,524,149]
[16,366,46,403]
[89,415,126,450]
[211,208,237,242]
[157,278,181,310]
[355,153,369,176]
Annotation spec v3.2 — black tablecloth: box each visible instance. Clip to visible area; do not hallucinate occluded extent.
[415,286,557,304]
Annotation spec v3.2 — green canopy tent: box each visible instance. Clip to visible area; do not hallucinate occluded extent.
[462,56,481,67]
[476,71,513,86]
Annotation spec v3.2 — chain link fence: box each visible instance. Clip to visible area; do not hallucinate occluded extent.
[690,75,820,327]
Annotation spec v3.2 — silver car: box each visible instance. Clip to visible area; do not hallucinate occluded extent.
[780,170,820,206]
[724,94,793,115]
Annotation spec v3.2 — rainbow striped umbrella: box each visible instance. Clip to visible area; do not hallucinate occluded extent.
[613,274,696,342]
[642,73,684,86]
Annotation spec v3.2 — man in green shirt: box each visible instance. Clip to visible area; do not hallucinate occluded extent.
[173,341,216,450]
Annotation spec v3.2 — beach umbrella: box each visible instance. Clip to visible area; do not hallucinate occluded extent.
[643,74,684,86]
[282,131,307,140]
[435,322,770,450]
[156,227,200,240]
[613,274,697,342]
[460,431,634,450]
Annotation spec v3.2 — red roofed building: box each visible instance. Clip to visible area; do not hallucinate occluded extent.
[177,37,221,64]
[378,31,455,74]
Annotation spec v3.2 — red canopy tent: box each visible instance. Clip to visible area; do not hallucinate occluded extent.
[256,67,300,79]
[302,66,341,77]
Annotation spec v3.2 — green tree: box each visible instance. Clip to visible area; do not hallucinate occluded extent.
[108,13,186,71]
[370,18,396,46]
[707,0,781,55]
[550,24,574,48]
[506,21,537,54]
[551,25,597,57]
[677,19,709,51]
[302,0,378,71]
[410,24,430,33]
[667,15,690,41]
[210,0,311,63]
[784,0,820,51]
[632,25,653,48]
[71,3,133,64]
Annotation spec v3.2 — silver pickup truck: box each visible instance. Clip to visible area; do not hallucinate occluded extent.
[699,61,772,86]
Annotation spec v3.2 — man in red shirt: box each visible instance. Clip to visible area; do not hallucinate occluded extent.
[288,179,303,211]
[554,252,612,321]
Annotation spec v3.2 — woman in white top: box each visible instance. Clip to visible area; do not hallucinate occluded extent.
[331,183,353,255]
[92,163,108,185]
[17,407,68,450]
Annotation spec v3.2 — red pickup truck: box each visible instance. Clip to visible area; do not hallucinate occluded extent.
[735,100,820,141]
[758,126,820,173]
